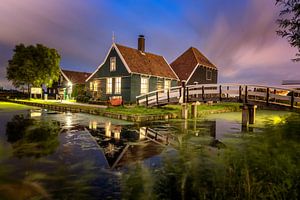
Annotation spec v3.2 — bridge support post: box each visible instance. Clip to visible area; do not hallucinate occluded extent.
[248,105,257,124]
[181,103,188,119]
[241,105,249,127]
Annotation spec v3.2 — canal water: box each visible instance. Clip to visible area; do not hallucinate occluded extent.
[0,108,293,199]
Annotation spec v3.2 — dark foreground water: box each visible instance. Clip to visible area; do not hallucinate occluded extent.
[0,109,298,199]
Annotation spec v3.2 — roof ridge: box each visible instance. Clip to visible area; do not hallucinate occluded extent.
[61,69,91,74]
[189,47,216,68]
[115,43,164,58]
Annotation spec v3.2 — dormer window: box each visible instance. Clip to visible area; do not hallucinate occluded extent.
[110,57,116,71]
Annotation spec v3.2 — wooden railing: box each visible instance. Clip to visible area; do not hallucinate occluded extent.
[136,83,300,109]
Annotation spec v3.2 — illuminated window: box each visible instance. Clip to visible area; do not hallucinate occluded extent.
[89,82,93,91]
[106,78,112,94]
[110,57,116,71]
[115,77,121,94]
[93,81,98,91]
[164,80,171,90]
[206,69,212,80]
[141,77,149,94]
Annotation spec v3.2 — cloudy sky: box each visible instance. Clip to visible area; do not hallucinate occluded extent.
[0,0,299,88]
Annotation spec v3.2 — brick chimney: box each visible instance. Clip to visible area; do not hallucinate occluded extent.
[138,35,145,52]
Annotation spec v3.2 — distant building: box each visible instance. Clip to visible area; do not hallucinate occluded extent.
[86,35,179,103]
[47,69,91,99]
[170,47,218,85]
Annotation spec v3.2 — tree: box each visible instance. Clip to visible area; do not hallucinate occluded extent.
[276,0,300,61]
[6,44,61,96]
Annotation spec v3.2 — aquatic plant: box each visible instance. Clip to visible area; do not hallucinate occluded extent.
[121,114,300,200]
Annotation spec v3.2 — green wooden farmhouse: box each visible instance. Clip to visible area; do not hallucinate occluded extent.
[86,35,179,103]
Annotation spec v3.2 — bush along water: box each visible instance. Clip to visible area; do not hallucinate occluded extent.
[6,115,60,158]
[121,114,300,200]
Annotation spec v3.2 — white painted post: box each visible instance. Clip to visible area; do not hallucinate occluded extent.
[181,103,188,119]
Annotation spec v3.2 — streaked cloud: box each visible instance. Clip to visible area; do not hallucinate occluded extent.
[0,0,299,89]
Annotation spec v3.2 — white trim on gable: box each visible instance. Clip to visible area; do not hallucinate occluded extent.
[113,43,132,74]
[60,68,71,83]
[162,56,180,80]
[186,64,199,84]
[86,44,114,82]
[86,43,131,82]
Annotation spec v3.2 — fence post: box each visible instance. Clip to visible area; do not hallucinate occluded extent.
[266,88,270,106]
[167,89,170,103]
[244,85,248,103]
[239,85,242,102]
[146,95,148,107]
[136,97,139,106]
[227,86,229,99]
[202,86,205,101]
[182,81,186,103]
[186,87,189,102]
[156,91,159,106]
[179,87,181,98]
[219,85,222,101]
[291,91,294,109]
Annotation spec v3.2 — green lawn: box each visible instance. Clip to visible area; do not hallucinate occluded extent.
[10,99,241,117]
[0,102,37,112]
[107,103,241,116]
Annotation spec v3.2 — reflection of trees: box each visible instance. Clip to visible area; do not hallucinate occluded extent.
[6,115,60,158]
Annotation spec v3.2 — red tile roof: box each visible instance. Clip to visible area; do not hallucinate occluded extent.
[170,47,217,81]
[61,69,91,84]
[115,44,178,79]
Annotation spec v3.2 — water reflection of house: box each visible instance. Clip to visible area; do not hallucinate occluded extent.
[90,122,165,168]
[47,69,91,100]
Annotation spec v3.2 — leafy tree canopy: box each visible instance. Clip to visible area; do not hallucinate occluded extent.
[6,43,61,88]
[276,0,300,61]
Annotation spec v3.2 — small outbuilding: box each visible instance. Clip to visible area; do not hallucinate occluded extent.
[47,69,91,100]
[170,47,218,85]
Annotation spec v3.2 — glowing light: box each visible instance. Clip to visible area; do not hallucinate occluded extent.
[272,116,284,125]
[89,121,97,130]
[65,115,73,127]
[139,127,146,139]
[67,82,72,87]
[105,121,111,137]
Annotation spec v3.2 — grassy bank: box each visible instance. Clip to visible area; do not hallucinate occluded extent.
[0,102,37,112]
[5,99,242,122]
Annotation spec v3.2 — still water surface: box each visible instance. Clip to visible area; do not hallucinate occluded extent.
[0,109,291,199]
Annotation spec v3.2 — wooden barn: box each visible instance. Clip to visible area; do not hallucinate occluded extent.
[47,69,91,100]
[86,35,179,103]
[170,47,218,85]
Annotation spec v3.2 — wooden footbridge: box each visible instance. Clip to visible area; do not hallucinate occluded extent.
[136,84,300,109]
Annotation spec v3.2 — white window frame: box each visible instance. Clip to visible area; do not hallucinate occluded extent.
[206,69,212,80]
[164,79,171,90]
[110,57,116,71]
[115,77,121,94]
[106,78,112,94]
[141,77,149,94]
